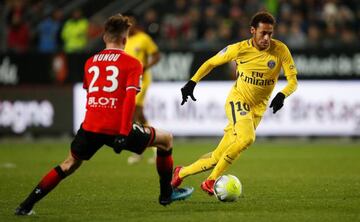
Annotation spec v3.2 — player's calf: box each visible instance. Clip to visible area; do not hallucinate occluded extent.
[156,148,173,204]
[15,153,81,216]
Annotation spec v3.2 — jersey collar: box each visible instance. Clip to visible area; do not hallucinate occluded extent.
[104,48,124,51]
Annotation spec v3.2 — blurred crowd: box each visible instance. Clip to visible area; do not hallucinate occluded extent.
[1,0,360,54]
[0,0,101,54]
[151,0,360,50]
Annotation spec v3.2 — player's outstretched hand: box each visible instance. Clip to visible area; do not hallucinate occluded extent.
[113,134,128,153]
[270,92,285,114]
[181,80,197,105]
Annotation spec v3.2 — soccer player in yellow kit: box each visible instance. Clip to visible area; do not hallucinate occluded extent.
[124,13,161,164]
[171,11,298,195]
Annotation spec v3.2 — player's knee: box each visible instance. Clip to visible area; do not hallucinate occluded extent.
[164,132,173,149]
[211,152,221,163]
[244,134,255,146]
[220,134,256,160]
[236,133,255,150]
[153,128,173,151]
[210,155,218,166]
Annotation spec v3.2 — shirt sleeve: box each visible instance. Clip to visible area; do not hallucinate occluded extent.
[281,74,298,97]
[280,44,298,97]
[126,60,143,92]
[83,59,90,89]
[191,43,239,82]
[144,34,159,55]
[281,44,298,78]
[119,90,137,135]
[119,60,143,135]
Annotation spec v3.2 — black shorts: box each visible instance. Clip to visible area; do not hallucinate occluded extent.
[71,123,156,160]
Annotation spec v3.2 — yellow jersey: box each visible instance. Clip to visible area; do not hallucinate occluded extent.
[125,31,159,106]
[191,38,298,116]
[124,31,158,68]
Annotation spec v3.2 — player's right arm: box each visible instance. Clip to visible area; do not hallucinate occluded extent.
[181,44,239,105]
[82,59,92,89]
[191,44,239,82]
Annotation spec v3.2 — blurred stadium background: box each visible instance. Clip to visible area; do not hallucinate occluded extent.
[0,0,360,221]
[1,0,360,137]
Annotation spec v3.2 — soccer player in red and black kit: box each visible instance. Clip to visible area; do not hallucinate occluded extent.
[15,14,193,216]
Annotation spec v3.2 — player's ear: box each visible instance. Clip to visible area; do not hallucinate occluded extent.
[250,26,256,35]
[122,37,127,46]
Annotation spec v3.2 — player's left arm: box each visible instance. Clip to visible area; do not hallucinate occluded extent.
[270,44,298,113]
[280,44,298,97]
[114,61,142,153]
[144,35,160,71]
[120,61,142,135]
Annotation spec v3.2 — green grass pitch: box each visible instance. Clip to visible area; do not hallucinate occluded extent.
[0,138,360,222]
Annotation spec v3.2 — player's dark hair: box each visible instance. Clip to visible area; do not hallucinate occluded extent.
[250,11,275,28]
[104,14,132,42]
[122,11,138,28]
[122,11,138,20]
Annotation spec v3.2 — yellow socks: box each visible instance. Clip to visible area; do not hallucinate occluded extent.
[179,152,216,178]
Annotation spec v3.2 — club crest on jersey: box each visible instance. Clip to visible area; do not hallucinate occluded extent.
[267,60,276,69]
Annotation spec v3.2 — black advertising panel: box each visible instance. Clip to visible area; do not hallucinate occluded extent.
[152,48,360,81]
[0,53,87,86]
[1,48,360,86]
[0,53,52,85]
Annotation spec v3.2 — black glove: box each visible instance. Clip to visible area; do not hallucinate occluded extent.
[181,80,197,105]
[270,92,285,114]
[113,134,128,154]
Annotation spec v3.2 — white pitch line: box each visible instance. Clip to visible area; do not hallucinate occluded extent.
[0,162,17,169]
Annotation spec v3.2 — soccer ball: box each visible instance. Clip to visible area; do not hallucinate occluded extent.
[214,174,242,202]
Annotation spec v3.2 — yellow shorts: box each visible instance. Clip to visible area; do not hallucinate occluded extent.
[136,71,152,107]
[211,97,262,160]
[224,96,262,133]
